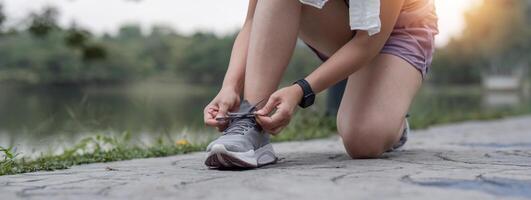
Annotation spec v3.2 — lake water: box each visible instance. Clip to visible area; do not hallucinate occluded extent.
[1,81,530,155]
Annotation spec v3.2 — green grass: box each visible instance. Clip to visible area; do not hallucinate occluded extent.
[0,132,204,176]
[1,107,531,176]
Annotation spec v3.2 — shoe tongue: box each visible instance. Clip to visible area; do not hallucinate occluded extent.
[237,100,256,113]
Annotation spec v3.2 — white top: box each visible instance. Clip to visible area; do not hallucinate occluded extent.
[299,0,381,36]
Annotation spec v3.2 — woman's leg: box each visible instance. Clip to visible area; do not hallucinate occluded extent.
[337,55,421,158]
[298,0,422,158]
[243,0,303,105]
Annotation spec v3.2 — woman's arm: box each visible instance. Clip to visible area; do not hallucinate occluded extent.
[221,0,258,93]
[306,0,404,93]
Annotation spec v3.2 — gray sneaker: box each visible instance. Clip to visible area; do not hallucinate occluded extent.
[387,115,410,152]
[205,100,277,169]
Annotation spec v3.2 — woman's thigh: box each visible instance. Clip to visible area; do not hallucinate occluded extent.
[337,54,422,157]
[299,0,353,56]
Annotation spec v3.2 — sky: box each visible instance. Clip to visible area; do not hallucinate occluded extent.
[1,0,481,47]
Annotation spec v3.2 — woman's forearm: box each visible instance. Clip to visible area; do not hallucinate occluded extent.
[221,20,252,94]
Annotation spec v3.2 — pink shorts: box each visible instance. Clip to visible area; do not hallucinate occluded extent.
[306,2,438,78]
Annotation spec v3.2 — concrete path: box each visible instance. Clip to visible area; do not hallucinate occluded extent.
[1,116,531,200]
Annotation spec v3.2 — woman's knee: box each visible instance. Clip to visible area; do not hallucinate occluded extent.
[337,117,400,159]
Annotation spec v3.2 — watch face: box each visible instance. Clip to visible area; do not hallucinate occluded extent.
[301,94,315,108]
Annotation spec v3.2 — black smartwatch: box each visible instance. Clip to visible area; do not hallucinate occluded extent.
[293,79,315,108]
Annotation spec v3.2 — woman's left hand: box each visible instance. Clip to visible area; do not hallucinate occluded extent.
[255,85,303,135]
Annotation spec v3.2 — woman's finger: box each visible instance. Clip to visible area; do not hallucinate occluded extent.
[268,124,286,135]
[268,120,290,135]
[204,105,218,126]
[257,108,289,130]
[255,115,270,129]
[270,108,290,124]
[256,115,278,131]
[255,96,279,116]
[205,119,218,127]
[216,102,229,118]
[207,107,218,114]
[269,126,284,135]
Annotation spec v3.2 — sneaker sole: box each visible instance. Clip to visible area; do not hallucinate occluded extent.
[204,143,277,169]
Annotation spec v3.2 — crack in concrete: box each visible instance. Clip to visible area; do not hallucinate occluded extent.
[496,150,531,157]
[330,173,349,184]
[174,176,227,190]
[387,156,479,170]
[434,152,531,167]
[13,178,95,197]
[453,142,531,148]
[171,158,198,166]
[97,182,129,196]
[238,177,301,198]
[18,172,81,177]
[329,167,404,184]
[327,154,344,160]
[310,165,346,169]
[3,178,49,187]
[16,185,47,197]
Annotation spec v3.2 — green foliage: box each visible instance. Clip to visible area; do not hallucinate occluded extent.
[0,146,19,174]
[273,110,336,142]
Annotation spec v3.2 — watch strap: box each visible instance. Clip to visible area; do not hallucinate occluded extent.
[294,79,313,97]
[294,79,315,108]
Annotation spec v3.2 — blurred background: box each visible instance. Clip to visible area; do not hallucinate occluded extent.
[0,0,529,155]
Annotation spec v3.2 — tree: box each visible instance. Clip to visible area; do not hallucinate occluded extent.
[0,3,5,30]
[176,32,233,84]
[456,0,529,70]
[65,25,107,61]
[118,24,143,39]
[430,0,530,84]
[64,26,91,48]
[28,6,59,37]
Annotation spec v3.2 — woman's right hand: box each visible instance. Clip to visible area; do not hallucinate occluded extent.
[203,88,241,131]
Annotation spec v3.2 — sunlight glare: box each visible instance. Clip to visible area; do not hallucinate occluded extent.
[434,0,483,47]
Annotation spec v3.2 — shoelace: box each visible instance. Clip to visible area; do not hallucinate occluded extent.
[220,99,265,135]
[223,117,257,135]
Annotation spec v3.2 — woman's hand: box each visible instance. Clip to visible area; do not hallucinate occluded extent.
[255,85,303,135]
[204,88,241,131]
